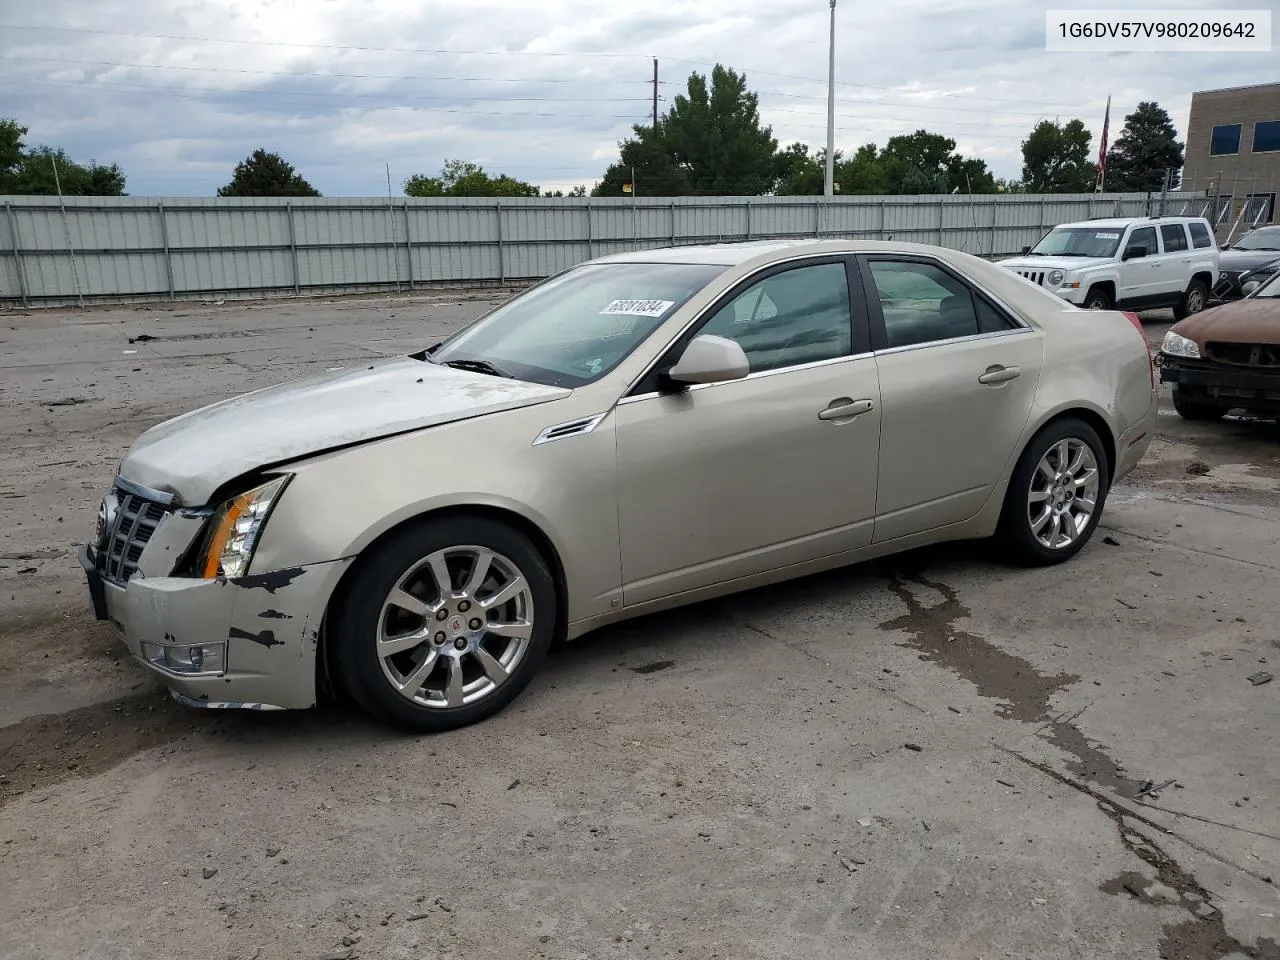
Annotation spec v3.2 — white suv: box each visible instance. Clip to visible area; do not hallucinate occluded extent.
[1000,216,1219,319]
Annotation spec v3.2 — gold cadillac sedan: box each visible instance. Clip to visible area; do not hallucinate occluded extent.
[81,239,1157,731]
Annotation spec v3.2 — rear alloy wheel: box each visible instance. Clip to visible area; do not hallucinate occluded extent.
[1172,386,1226,421]
[334,517,555,732]
[998,418,1109,566]
[1083,286,1112,311]
[1173,280,1208,321]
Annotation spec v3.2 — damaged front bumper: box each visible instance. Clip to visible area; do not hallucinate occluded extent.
[1157,353,1280,414]
[79,540,350,711]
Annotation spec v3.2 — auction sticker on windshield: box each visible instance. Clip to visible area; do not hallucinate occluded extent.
[1096,232,1120,239]
[600,299,676,317]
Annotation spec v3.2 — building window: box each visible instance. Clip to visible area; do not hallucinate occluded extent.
[1244,193,1276,224]
[1254,120,1280,153]
[1210,124,1242,155]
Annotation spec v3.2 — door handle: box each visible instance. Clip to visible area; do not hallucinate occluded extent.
[978,365,1021,385]
[818,398,875,421]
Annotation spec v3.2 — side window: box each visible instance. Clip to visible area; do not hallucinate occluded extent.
[698,262,852,373]
[1188,221,1213,248]
[869,260,1011,349]
[1160,224,1188,252]
[1126,226,1157,257]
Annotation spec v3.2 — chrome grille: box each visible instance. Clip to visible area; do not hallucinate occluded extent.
[1014,269,1046,286]
[97,487,173,585]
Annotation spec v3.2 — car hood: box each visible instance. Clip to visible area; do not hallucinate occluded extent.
[118,357,571,505]
[1172,298,1280,346]
[1220,249,1280,273]
[1000,256,1112,272]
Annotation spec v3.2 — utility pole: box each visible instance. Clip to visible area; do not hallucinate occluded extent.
[824,0,837,199]
[652,58,659,129]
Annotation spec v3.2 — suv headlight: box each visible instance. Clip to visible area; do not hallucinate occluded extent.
[199,476,291,579]
[1048,269,1065,286]
[1161,331,1200,359]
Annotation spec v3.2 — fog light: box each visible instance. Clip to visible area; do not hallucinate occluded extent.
[140,639,227,676]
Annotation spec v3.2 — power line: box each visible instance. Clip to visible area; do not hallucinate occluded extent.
[4,75,651,105]
[751,88,1071,119]
[0,54,653,85]
[0,23,648,58]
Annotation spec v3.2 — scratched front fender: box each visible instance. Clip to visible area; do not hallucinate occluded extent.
[103,558,352,710]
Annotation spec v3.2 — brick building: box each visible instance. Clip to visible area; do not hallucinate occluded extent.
[1182,81,1280,235]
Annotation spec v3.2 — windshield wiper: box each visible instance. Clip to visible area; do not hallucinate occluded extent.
[432,357,514,379]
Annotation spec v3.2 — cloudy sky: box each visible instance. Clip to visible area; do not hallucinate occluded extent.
[1,0,1275,196]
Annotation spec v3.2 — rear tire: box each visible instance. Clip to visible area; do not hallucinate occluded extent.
[1083,286,1112,311]
[1172,387,1226,421]
[997,418,1110,566]
[332,516,556,732]
[1173,280,1208,321]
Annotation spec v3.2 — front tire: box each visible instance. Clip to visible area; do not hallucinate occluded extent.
[997,418,1110,566]
[332,516,556,732]
[1083,286,1112,311]
[1173,280,1208,321]
[1172,386,1226,421]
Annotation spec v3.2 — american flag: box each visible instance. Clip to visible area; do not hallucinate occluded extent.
[1096,96,1111,186]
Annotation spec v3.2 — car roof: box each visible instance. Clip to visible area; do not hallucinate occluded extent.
[589,238,977,267]
[1058,216,1207,230]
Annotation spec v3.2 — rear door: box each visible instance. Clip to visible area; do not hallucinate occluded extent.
[858,255,1044,543]
[1155,223,1192,298]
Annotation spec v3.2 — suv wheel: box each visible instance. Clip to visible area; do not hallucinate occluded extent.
[1173,280,1208,321]
[1083,286,1112,310]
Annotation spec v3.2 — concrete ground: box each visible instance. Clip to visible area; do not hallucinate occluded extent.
[0,292,1277,960]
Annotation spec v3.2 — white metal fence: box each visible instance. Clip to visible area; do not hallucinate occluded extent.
[1,191,1207,306]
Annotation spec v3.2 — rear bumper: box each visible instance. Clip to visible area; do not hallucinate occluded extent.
[1114,388,1158,484]
[1157,353,1280,411]
[80,543,351,710]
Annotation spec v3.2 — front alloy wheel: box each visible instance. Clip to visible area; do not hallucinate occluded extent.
[334,517,556,731]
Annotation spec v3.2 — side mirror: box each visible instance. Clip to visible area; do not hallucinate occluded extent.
[1123,245,1149,261]
[665,334,750,387]
[1020,245,1032,255]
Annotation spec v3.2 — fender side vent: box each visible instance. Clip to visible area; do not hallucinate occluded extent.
[533,413,607,446]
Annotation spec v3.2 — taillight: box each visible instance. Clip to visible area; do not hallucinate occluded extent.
[1122,310,1155,388]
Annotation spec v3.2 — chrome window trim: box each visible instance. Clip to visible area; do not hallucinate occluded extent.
[617,350,874,406]
[619,251,860,399]
[873,325,1034,358]
[114,474,176,507]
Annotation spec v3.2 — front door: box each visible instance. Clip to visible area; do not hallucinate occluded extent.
[614,258,882,606]
[858,255,1045,543]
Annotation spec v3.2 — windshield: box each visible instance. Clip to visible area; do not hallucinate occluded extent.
[1234,227,1280,252]
[1030,227,1123,258]
[428,261,726,387]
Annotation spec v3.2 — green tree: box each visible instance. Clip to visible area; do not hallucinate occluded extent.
[835,144,895,195]
[5,145,126,196]
[1020,119,1094,193]
[663,66,777,194]
[1,118,26,190]
[404,159,539,198]
[1104,101,1184,192]
[772,142,836,195]
[217,149,320,197]
[592,130,692,197]
[875,130,996,194]
[544,185,588,197]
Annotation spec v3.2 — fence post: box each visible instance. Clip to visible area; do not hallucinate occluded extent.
[157,201,175,301]
[286,202,300,294]
[496,201,505,284]
[938,196,946,247]
[670,201,677,245]
[585,201,594,259]
[989,197,998,257]
[402,201,415,290]
[1039,196,1047,238]
[879,199,887,239]
[745,200,752,240]
[814,199,821,238]
[4,202,29,307]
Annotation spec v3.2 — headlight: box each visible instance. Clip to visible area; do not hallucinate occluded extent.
[199,476,290,579]
[1161,331,1200,359]
[1048,270,1065,286]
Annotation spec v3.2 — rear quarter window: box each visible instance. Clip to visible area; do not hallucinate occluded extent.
[1188,221,1214,248]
